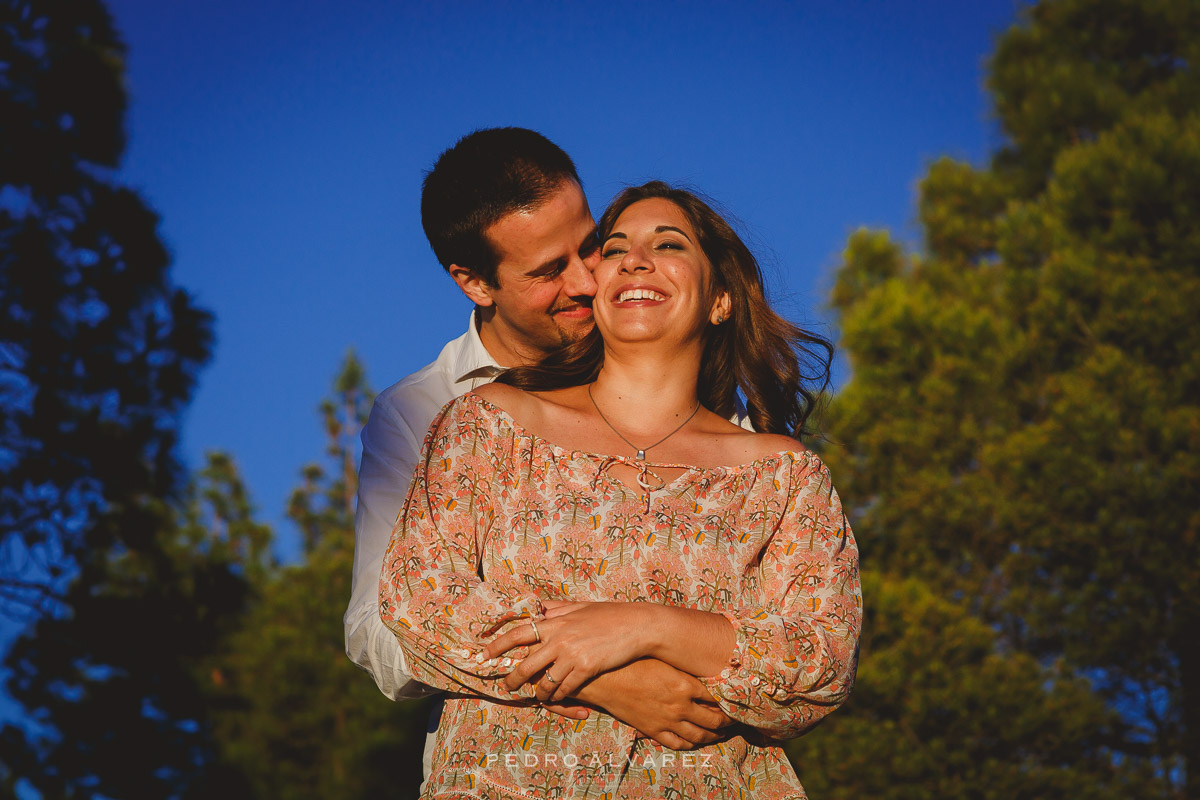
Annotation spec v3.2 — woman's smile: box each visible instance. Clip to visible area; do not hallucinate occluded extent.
[613,285,668,304]
[596,197,725,344]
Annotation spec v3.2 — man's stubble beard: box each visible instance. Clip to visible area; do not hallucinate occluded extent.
[555,318,595,349]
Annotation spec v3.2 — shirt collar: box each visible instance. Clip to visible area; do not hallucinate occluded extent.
[450,309,505,384]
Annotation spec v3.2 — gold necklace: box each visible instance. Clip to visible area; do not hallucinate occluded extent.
[587,383,701,461]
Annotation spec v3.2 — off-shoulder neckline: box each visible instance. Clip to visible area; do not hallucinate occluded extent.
[461,391,817,476]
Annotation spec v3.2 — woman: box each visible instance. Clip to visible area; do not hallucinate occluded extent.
[381,182,861,799]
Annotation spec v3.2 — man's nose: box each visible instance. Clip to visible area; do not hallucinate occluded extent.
[563,256,598,298]
[582,245,602,273]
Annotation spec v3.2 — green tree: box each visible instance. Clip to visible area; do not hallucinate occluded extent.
[789,574,1132,799]
[797,0,1199,795]
[208,352,429,799]
[2,453,272,798]
[0,0,213,611]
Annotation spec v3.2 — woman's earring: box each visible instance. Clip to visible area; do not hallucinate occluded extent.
[715,314,726,325]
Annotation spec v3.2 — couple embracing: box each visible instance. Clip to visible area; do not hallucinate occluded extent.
[346,127,861,799]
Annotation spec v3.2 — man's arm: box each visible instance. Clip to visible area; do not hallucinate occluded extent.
[344,393,436,700]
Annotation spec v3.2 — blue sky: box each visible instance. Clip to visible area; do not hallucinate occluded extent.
[104,0,1022,560]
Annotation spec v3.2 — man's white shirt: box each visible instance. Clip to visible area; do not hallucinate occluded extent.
[345,311,502,699]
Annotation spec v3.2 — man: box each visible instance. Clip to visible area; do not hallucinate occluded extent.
[345,128,730,760]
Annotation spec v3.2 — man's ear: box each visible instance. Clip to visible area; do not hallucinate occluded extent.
[449,264,495,307]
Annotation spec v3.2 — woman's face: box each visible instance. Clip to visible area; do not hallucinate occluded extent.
[594,198,730,349]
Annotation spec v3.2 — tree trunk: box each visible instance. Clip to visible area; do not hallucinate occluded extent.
[1181,620,1200,800]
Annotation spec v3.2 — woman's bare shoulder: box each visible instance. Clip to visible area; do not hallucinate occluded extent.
[471,381,522,406]
[749,431,806,456]
[468,382,535,420]
[699,413,806,464]
[722,428,807,465]
[470,383,583,431]
[764,431,806,450]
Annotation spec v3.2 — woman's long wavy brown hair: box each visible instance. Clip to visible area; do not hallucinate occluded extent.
[497,181,832,438]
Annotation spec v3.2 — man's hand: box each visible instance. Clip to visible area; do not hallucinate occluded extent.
[540,699,589,721]
[572,659,732,750]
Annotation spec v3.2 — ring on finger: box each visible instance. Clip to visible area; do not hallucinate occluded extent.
[528,618,541,643]
[543,671,559,684]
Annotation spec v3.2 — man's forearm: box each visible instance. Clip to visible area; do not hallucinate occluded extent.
[345,593,437,701]
[346,402,429,700]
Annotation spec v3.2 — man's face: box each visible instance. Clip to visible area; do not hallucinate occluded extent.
[471,181,600,364]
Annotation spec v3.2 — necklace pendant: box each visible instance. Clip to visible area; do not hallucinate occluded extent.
[636,449,646,460]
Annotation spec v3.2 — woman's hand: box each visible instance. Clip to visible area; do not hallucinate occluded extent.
[573,659,733,750]
[485,600,654,702]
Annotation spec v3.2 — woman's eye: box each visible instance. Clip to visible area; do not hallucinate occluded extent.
[657,241,683,250]
[601,247,626,258]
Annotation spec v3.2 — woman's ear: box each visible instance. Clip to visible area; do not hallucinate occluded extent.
[709,291,732,326]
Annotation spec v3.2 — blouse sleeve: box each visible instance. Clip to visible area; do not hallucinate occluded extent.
[699,452,862,739]
[378,395,541,700]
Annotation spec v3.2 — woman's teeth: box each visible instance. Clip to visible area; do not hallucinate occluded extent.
[617,288,665,303]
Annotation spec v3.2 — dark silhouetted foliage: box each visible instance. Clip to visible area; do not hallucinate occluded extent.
[0,0,213,613]
[3,352,430,799]
[2,453,271,798]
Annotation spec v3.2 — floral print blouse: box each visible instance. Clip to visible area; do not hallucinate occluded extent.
[380,393,861,799]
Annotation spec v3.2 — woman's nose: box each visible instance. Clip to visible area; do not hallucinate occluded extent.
[619,246,653,273]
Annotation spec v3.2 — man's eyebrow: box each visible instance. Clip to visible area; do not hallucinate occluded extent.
[579,227,601,253]
[528,255,567,275]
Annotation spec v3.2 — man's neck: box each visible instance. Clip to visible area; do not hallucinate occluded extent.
[476,315,541,369]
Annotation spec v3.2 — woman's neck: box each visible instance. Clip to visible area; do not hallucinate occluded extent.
[590,346,703,438]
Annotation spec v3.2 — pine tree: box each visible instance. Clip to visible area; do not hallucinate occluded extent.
[208,352,429,799]
[793,0,1200,795]
[788,573,1130,799]
[2,0,217,793]
[0,0,213,612]
[2,453,272,798]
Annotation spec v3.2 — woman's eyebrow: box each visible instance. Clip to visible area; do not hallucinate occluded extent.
[656,225,693,242]
[604,227,693,243]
